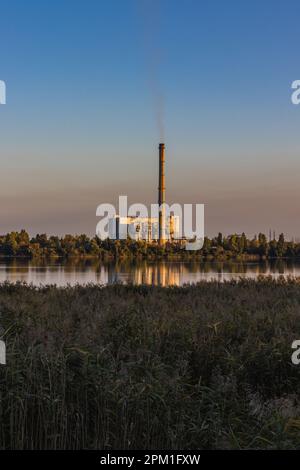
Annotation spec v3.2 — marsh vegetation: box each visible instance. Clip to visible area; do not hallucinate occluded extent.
[0,278,300,449]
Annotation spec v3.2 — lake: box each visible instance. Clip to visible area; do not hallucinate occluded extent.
[1,258,300,286]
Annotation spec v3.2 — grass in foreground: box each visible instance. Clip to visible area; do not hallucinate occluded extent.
[1,278,300,449]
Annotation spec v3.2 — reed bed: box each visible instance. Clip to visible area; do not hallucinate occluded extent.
[0,277,300,449]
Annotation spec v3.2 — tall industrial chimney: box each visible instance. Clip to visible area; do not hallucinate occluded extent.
[158,143,166,245]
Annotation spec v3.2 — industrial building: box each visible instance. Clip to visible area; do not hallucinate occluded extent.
[108,214,180,242]
[108,143,179,243]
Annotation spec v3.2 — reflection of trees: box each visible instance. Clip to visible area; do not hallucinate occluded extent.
[2,258,300,286]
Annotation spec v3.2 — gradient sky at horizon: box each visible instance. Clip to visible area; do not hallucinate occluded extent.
[1,0,300,238]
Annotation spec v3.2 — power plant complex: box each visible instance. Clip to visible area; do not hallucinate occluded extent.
[108,143,180,242]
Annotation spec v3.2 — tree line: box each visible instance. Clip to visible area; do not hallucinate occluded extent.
[0,230,298,259]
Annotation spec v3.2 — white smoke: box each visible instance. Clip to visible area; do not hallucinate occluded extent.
[138,0,165,141]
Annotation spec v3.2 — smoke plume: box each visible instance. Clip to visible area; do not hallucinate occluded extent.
[139,0,165,141]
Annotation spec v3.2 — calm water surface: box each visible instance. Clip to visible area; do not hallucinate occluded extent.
[0,259,300,286]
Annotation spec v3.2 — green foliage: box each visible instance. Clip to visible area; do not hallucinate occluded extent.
[1,279,300,449]
[0,230,298,260]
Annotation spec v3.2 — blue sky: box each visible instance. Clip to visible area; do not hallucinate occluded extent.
[0,0,300,237]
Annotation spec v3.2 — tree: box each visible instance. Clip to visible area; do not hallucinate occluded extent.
[277,233,285,257]
[4,232,18,256]
[217,232,223,246]
[238,232,247,254]
[258,233,268,257]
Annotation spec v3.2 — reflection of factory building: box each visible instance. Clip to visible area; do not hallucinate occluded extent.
[108,215,180,241]
[107,261,182,287]
[132,263,181,286]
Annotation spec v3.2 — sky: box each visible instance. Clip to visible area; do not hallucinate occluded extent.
[0,0,300,238]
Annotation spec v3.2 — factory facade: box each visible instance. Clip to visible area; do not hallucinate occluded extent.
[108,143,174,244]
[108,214,180,242]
